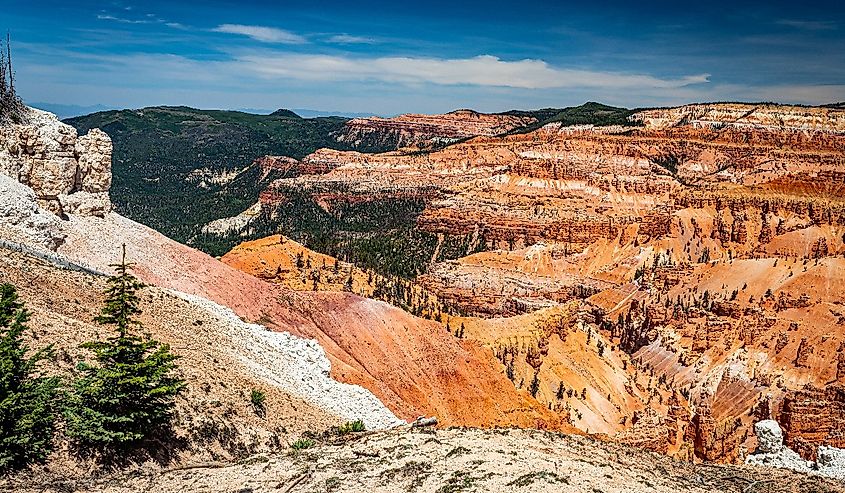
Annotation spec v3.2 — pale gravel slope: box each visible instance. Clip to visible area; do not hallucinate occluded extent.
[172,291,404,430]
[0,173,65,249]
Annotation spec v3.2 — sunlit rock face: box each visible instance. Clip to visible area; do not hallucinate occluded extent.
[230,103,845,462]
[0,107,112,217]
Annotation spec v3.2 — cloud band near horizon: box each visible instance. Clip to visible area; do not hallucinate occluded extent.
[236,53,710,90]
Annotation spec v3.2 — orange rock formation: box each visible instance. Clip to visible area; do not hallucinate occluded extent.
[233,103,845,462]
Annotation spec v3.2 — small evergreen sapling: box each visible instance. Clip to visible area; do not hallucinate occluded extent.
[250,388,266,417]
[63,246,184,450]
[0,284,59,471]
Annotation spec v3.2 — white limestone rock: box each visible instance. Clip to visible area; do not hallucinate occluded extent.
[172,291,405,431]
[817,446,845,480]
[58,191,112,217]
[746,420,811,472]
[746,420,845,481]
[0,173,65,250]
[0,107,112,216]
[75,128,112,193]
[754,419,784,454]
[201,201,261,235]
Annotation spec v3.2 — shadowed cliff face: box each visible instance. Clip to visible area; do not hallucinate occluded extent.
[214,103,845,463]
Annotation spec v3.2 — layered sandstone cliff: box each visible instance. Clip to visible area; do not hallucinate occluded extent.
[633,103,845,134]
[0,107,112,217]
[333,109,536,151]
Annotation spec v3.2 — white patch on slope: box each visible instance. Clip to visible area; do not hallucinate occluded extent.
[201,201,261,235]
[172,291,405,430]
[0,173,65,250]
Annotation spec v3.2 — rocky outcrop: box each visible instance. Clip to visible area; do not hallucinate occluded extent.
[746,420,845,480]
[780,385,845,460]
[615,409,670,454]
[746,420,813,472]
[0,108,112,217]
[754,419,786,454]
[333,109,536,151]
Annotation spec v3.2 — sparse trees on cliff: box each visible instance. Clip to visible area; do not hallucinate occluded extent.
[451,322,465,339]
[506,356,515,382]
[0,284,60,472]
[63,246,184,452]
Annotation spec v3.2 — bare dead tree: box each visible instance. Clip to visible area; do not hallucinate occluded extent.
[0,31,23,124]
[0,34,7,101]
[6,32,13,96]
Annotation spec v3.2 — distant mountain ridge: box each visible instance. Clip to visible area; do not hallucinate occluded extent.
[64,102,638,255]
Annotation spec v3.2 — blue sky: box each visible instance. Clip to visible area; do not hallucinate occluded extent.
[4,0,845,115]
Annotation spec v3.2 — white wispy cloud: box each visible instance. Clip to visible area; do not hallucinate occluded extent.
[97,9,185,28]
[776,19,837,31]
[212,24,307,44]
[20,46,843,113]
[236,53,709,90]
[97,14,155,24]
[326,34,376,44]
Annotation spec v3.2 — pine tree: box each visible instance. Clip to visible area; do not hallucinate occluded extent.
[0,284,59,471]
[529,370,540,398]
[63,246,184,450]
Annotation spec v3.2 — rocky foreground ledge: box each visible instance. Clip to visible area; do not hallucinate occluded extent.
[6,427,843,493]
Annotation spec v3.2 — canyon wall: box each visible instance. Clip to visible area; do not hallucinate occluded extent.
[230,102,845,462]
[333,109,536,151]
